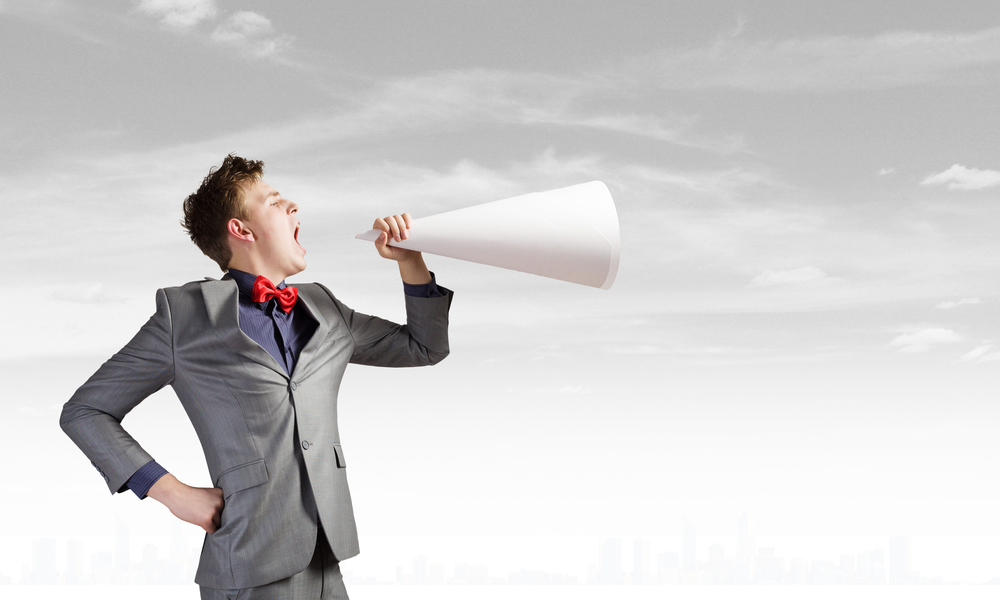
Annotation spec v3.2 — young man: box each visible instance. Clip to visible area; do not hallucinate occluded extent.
[59,155,453,599]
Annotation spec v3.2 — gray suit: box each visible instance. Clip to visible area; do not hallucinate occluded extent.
[60,276,452,589]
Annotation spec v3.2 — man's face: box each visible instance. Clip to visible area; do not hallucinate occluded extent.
[240,179,306,280]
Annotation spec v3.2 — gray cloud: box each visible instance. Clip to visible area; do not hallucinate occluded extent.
[624,26,1000,92]
[133,1,294,61]
[289,70,743,154]
[749,266,841,288]
[0,0,65,16]
[211,10,291,58]
[135,0,217,30]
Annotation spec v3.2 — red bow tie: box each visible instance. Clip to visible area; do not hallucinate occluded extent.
[251,276,298,313]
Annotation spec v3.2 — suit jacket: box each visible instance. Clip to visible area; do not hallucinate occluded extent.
[59,276,452,589]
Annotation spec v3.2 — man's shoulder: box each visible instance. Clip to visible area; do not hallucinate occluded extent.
[295,281,330,293]
[150,277,236,304]
[294,281,338,305]
[157,277,234,299]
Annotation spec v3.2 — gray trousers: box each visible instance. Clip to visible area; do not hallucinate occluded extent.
[200,528,349,600]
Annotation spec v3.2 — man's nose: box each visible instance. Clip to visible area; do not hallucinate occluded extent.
[288,201,298,214]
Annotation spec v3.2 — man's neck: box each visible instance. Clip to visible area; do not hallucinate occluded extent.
[227,259,290,287]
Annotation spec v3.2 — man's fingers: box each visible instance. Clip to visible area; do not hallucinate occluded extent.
[370,214,414,259]
[383,216,401,241]
[212,489,224,530]
[372,217,395,240]
[371,214,412,242]
[391,214,408,240]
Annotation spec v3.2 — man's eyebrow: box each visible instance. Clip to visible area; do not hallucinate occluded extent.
[265,190,280,199]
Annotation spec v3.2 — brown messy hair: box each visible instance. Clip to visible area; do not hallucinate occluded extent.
[181,154,264,271]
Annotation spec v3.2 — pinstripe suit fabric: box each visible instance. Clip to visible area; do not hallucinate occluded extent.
[60,276,452,589]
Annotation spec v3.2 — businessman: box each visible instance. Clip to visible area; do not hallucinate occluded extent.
[60,155,453,598]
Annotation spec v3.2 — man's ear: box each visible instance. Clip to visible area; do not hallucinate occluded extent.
[227,218,255,242]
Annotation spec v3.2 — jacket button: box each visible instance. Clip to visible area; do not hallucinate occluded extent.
[302,441,310,450]
[290,381,297,391]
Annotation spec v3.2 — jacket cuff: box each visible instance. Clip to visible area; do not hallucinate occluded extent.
[403,272,442,298]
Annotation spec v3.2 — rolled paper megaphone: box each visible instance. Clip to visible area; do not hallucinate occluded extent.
[355,181,620,289]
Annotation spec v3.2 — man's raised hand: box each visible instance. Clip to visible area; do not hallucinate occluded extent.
[371,213,432,285]
[372,213,413,261]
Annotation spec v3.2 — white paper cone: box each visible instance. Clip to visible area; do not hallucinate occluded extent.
[355,181,620,289]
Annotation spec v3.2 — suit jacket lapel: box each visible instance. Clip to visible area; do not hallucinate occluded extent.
[290,284,339,380]
[201,276,288,379]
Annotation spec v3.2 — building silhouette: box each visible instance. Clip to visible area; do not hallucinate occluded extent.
[632,538,651,584]
[889,536,912,584]
[596,537,623,584]
[681,517,696,574]
[737,511,755,581]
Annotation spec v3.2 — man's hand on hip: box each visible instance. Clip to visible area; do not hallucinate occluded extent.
[147,473,225,533]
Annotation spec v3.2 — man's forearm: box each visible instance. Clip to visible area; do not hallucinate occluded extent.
[397,252,432,285]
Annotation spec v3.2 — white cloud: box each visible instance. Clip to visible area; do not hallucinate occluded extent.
[889,327,961,353]
[132,68,734,154]
[136,0,217,30]
[960,344,994,362]
[133,3,293,60]
[356,70,738,152]
[878,168,896,176]
[920,164,1000,191]
[530,112,745,154]
[625,26,1000,92]
[531,386,592,395]
[606,345,664,355]
[211,11,291,57]
[50,283,121,305]
[749,266,840,288]
[936,297,981,309]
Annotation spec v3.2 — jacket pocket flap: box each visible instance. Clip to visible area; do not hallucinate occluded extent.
[216,459,268,498]
[334,444,347,468]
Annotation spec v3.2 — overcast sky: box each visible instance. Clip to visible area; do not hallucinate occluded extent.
[2,0,999,587]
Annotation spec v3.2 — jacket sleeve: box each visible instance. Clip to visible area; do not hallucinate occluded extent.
[318,283,453,368]
[59,288,175,494]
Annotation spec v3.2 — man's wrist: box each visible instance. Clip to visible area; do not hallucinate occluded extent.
[397,252,431,285]
[147,473,183,504]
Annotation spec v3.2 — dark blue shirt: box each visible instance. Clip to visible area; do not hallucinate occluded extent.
[227,269,319,376]
[126,271,442,498]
